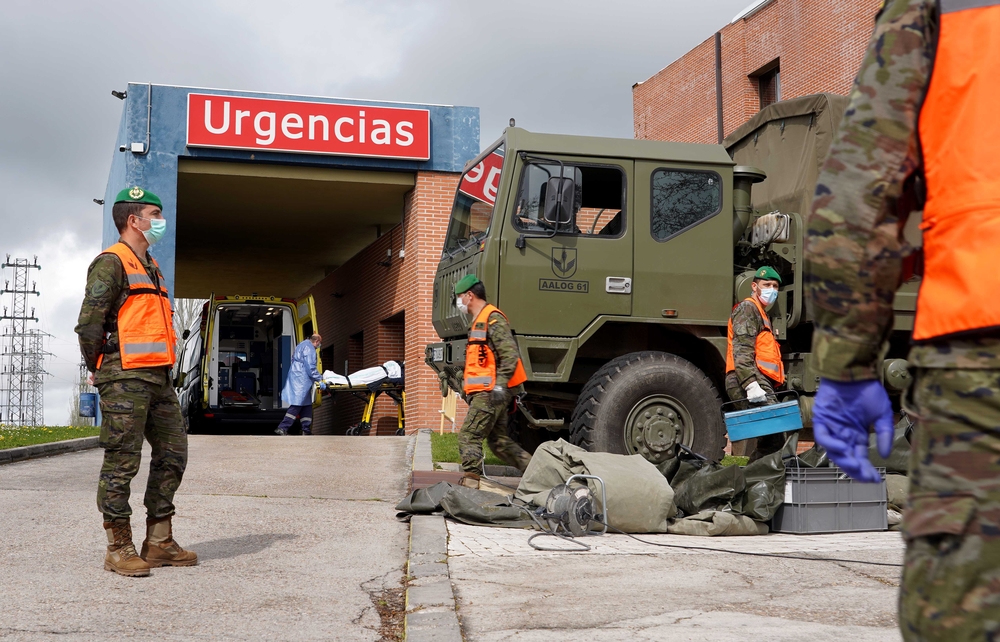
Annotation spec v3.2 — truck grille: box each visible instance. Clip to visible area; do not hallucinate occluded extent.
[437,264,469,321]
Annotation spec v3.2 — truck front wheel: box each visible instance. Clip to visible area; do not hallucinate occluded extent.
[570,351,726,465]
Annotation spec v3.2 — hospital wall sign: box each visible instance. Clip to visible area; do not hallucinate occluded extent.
[186,93,431,160]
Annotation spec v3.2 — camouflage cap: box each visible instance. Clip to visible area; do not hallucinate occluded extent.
[454,274,481,295]
[753,266,782,283]
[114,186,162,208]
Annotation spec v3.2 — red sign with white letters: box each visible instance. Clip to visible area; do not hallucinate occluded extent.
[459,152,504,205]
[186,93,430,160]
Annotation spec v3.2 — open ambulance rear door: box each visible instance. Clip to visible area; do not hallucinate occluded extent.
[295,295,322,408]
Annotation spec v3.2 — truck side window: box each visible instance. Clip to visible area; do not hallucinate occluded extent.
[513,163,625,237]
[650,169,722,242]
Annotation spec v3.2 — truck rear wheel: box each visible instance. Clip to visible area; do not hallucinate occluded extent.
[570,351,725,465]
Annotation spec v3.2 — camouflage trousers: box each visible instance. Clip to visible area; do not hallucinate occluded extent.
[458,392,532,474]
[900,367,1000,641]
[95,377,188,522]
[724,371,783,460]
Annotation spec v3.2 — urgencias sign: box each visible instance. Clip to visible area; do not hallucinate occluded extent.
[186,93,430,160]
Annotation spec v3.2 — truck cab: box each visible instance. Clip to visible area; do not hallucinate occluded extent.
[175,294,320,432]
[426,100,915,469]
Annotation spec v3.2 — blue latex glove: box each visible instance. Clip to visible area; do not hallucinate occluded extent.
[812,379,895,483]
[319,382,328,391]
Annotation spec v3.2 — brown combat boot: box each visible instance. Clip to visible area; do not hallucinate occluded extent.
[141,516,198,567]
[459,472,481,489]
[103,520,151,577]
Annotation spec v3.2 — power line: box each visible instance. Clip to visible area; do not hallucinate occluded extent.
[0,256,49,427]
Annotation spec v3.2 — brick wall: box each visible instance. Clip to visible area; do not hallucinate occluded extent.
[306,171,461,435]
[634,0,881,144]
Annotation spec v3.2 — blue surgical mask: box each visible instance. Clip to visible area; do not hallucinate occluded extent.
[760,287,779,306]
[136,216,167,245]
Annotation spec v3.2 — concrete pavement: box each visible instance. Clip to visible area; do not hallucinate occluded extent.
[447,521,905,641]
[1,429,910,641]
[0,434,412,641]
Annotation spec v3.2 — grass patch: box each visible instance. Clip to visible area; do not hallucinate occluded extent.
[430,431,505,466]
[0,425,100,450]
[721,455,749,467]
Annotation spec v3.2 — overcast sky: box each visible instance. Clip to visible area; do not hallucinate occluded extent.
[0,0,751,424]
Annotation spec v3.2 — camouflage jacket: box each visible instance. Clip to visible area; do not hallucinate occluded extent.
[484,310,521,389]
[74,239,170,385]
[805,0,1000,380]
[730,299,771,387]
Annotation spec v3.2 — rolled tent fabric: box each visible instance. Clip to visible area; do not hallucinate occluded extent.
[394,482,536,529]
[514,439,676,533]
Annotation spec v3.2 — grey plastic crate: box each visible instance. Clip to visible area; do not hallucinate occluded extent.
[771,466,888,534]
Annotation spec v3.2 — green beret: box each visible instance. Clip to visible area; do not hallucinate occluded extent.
[454,274,481,295]
[753,266,782,284]
[114,186,162,209]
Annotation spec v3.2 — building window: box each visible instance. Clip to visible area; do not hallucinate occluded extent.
[650,169,722,242]
[756,62,780,110]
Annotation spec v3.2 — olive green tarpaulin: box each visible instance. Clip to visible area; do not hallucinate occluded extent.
[394,481,536,529]
[670,435,794,522]
[397,436,807,536]
[514,439,677,533]
[869,417,913,475]
[667,510,769,536]
[725,93,849,218]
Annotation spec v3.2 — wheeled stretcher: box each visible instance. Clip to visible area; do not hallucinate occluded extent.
[321,361,405,436]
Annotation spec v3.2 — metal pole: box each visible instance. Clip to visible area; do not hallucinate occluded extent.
[715,32,724,145]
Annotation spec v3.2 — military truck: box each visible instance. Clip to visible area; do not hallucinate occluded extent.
[425,94,918,466]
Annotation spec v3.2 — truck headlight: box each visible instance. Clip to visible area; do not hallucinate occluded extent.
[432,347,445,363]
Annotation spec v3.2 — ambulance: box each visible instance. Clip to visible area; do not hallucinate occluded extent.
[174,294,320,432]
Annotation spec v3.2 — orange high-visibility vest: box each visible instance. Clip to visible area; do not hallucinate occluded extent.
[726,297,785,385]
[463,304,528,394]
[96,243,177,370]
[914,0,1000,340]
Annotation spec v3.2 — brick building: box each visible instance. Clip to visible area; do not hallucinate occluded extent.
[633,0,881,144]
[305,171,465,434]
[102,84,478,436]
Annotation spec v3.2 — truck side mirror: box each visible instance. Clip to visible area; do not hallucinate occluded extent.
[543,176,576,229]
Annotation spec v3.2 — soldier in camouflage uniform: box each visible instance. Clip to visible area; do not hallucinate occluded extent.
[453,275,532,479]
[726,266,784,459]
[75,186,197,577]
[805,0,1000,637]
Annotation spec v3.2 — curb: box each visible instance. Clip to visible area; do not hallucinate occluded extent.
[405,429,463,641]
[0,436,100,466]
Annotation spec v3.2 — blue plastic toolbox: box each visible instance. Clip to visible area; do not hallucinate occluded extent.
[724,399,802,441]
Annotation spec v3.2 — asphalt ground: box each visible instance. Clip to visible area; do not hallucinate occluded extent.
[447,522,905,641]
[0,434,412,641]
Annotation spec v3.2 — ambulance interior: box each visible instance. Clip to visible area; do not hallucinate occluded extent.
[209,303,296,411]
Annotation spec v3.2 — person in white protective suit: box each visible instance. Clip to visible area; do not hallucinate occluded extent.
[275,334,326,436]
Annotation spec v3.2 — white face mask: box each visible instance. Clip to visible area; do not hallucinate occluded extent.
[759,287,779,306]
[455,296,469,314]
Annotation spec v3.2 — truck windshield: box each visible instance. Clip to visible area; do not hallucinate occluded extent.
[443,142,505,257]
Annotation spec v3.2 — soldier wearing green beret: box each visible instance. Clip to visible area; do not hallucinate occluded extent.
[724,266,786,459]
[453,275,532,483]
[74,186,197,577]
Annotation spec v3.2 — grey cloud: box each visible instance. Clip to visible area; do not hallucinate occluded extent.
[0,0,749,422]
